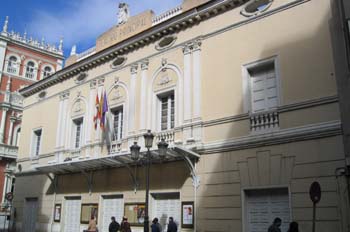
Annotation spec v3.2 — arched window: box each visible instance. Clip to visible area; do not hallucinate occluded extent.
[43,66,52,78]
[7,56,18,74]
[25,61,35,79]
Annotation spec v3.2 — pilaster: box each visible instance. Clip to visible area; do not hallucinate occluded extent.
[139,60,149,133]
[129,64,138,135]
[0,108,8,143]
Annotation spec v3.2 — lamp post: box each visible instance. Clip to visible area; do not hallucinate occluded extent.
[130,130,168,232]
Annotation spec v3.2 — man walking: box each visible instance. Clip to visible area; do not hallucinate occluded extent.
[109,217,120,232]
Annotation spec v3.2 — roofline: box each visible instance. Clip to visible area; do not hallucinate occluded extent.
[20,0,245,97]
[0,35,65,60]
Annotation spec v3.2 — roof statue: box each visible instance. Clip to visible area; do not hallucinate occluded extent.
[118,3,130,25]
[2,16,8,33]
[70,44,77,56]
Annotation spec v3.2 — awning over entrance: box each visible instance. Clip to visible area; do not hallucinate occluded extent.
[36,146,199,175]
[33,145,200,193]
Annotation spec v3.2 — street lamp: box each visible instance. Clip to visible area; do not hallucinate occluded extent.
[129,130,168,232]
[143,130,154,232]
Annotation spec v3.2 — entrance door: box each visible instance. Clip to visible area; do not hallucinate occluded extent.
[245,188,290,232]
[23,198,38,232]
[101,195,124,232]
[151,193,180,232]
[64,197,81,232]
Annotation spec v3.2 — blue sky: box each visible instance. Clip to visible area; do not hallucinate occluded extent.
[0,0,182,58]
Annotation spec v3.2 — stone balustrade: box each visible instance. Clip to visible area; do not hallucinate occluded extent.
[250,111,279,132]
[156,130,175,145]
[152,6,182,25]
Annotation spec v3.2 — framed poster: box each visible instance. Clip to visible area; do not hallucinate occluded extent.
[182,202,194,228]
[124,203,145,226]
[81,204,98,224]
[53,204,61,222]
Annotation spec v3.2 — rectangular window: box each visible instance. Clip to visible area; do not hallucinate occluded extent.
[32,129,42,157]
[160,93,175,131]
[244,188,290,232]
[248,62,278,114]
[112,107,123,141]
[73,118,83,149]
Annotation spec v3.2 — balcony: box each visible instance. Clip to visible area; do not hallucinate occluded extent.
[0,144,18,159]
[250,111,279,132]
[156,130,175,145]
[10,92,23,107]
[6,66,17,74]
[25,72,35,79]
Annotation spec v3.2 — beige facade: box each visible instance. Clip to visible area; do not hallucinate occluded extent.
[13,0,349,232]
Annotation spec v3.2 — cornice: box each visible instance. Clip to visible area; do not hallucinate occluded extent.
[0,35,64,60]
[198,120,342,154]
[19,0,247,98]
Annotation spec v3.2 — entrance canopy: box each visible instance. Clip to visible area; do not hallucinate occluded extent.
[36,146,199,175]
[33,145,200,194]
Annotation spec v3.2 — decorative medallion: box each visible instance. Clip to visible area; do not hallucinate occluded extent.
[156,35,177,50]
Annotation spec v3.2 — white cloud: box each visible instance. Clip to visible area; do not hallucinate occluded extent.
[27,0,181,54]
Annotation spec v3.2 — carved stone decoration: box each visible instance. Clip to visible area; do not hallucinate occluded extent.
[118,3,130,25]
[59,91,70,100]
[114,76,120,85]
[98,77,105,86]
[38,91,47,99]
[90,80,97,89]
[161,58,168,72]
[158,72,172,86]
[182,43,192,55]
[140,60,149,70]
[192,39,202,52]
[156,35,177,50]
[241,0,273,17]
[72,98,86,117]
[153,68,178,91]
[75,72,88,84]
[238,150,295,187]
[20,55,26,61]
[108,86,125,105]
[130,64,138,74]
[74,99,82,113]
[110,56,127,69]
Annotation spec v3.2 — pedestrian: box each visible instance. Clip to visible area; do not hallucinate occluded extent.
[151,218,161,232]
[268,217,282,232]
[167,217,177,232]
[287,221,299,232]
[87,216,98,232]
[120,216,131,232]
[109,216,120,232]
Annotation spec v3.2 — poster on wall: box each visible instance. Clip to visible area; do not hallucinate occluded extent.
[81,204,98,224]
[124,203,145,226]
[53,204,61,222]
[182,202,194,228]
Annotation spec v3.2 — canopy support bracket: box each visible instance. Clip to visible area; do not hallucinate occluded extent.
[115,157,139,193]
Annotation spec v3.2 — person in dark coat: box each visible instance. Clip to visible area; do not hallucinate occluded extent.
[120,217,131,232]
[109,216,120,232]
[151,218,161,232]
[167,217,177,232]
[287,221,299,232]
[268,217,282,232]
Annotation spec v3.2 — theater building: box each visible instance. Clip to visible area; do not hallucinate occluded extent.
[0,15,63,223]
[13,0,350,232]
